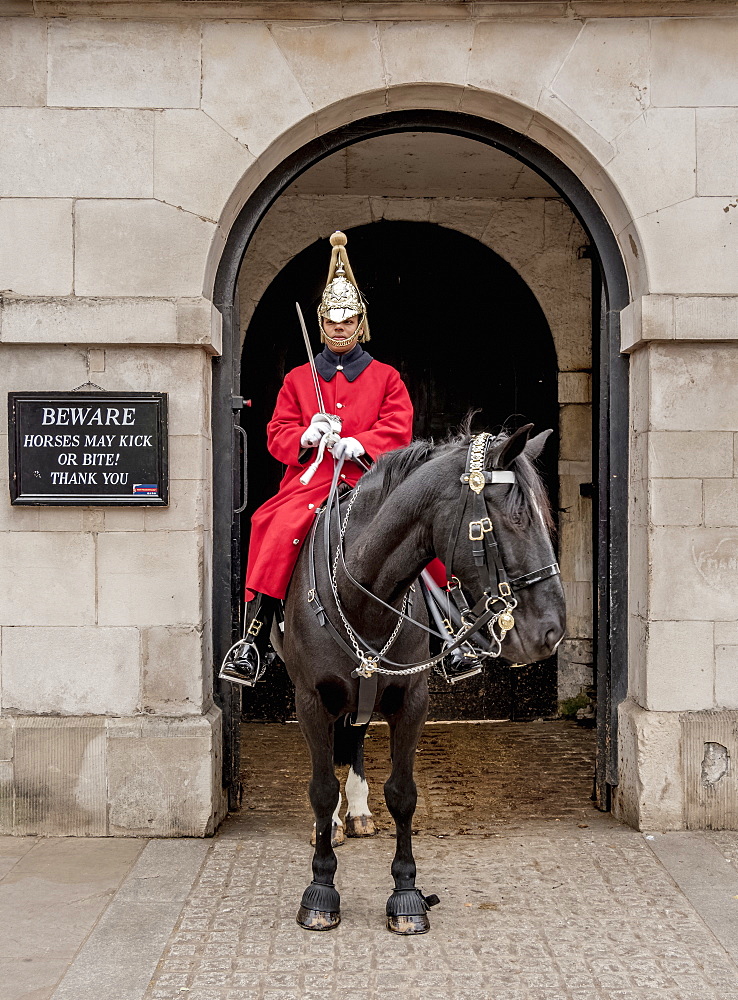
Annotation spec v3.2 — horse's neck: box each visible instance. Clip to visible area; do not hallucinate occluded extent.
[342,480,433,605]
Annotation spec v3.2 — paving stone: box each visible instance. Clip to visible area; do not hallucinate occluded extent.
[131,724,738,1000]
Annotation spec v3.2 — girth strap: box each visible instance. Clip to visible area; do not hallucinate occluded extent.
[352,671,378,727]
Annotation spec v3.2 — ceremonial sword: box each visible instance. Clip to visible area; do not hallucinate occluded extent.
[295,301,327,417]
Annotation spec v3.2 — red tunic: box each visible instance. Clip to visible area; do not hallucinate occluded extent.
[245,359,414,601]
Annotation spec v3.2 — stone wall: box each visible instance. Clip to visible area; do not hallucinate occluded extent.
[0,9,737,831]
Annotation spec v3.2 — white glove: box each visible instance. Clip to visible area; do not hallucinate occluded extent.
[301,424,325,448]
[300,413,334,449]
[331,436,365,462]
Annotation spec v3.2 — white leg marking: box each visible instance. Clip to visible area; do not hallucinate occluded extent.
[332,790,343,827]
[346,766,371,818]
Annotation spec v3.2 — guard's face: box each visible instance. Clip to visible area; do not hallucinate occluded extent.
[322,315,359,353]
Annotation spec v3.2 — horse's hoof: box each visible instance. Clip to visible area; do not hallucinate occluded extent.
[310,822,345,848]
[345,813,376,838]
[298,881,341,931]
[385,888,439,935]
[297,906,341,931]
[387,913,430,935]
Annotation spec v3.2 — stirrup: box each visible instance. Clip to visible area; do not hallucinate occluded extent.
[434,645,484,686]
[219,638,266,688]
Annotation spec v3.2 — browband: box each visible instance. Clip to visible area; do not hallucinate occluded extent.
[460,470,515,486]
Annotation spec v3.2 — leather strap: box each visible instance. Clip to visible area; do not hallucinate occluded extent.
[351,671,378,727]
[509,561,560,590]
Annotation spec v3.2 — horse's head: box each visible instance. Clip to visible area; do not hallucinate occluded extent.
[432,425,566,667]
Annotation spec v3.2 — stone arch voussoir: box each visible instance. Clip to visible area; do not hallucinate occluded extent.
[206,85,644,306]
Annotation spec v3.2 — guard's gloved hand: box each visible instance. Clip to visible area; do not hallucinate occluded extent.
[300,413,334,448]
[331,436,365,462]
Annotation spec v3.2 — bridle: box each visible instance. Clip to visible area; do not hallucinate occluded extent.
[443,431,560,638]
[307,432,561,696]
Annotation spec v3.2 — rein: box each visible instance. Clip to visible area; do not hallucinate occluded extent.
[306,433,561,717]
[307,458,502,677]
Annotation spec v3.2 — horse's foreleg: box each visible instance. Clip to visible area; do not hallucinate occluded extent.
[345,724,376,837]
[309,789,345,848]
[383,686,437,935]
[296,704,342,931]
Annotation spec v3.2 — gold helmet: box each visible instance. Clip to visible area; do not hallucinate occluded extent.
[318,231,370,348]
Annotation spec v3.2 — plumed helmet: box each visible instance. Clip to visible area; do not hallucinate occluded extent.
[318,231,370,343]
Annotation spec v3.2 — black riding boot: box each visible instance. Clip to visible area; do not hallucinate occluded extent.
[219,593,276,687]
[434,643,485,685]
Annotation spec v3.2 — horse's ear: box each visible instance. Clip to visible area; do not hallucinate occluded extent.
[524,428,554,463]
[493,423,533,469]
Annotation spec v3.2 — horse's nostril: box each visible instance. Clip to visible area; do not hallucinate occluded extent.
[545,627,563,652]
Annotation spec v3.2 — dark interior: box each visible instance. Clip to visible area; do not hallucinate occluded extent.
[238,220,559,722]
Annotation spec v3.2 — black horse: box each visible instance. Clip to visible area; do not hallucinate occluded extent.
[281,424,566,934]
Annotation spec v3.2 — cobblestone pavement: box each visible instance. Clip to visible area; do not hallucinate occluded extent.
[138,722,738,1000]
[238,720,598,834]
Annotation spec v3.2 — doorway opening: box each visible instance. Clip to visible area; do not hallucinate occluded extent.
[213,111,629,815]
[239,218,562,723]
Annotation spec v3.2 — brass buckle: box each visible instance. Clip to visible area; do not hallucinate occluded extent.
[468,517,493,541]
[356,655,378,679]
[246,618,263,638]
[498,582,512,598]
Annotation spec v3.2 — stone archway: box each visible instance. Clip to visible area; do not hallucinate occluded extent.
[212,109,630,811]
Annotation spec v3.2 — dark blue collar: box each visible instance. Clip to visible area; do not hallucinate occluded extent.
[315,344,374,383]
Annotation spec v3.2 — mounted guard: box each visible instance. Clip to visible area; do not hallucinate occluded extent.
[220,231,415,686]
[218,232,566,936]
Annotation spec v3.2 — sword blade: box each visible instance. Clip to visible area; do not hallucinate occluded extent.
[295,302,326,415]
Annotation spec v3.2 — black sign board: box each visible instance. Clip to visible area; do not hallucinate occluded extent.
[8,392,168,506]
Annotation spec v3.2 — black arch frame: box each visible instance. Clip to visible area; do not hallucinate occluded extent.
[212,110,630,811]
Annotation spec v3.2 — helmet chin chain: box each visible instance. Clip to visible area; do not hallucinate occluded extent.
[320,315,365,351]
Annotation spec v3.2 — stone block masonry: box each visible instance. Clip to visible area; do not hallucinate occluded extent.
[1,6,738,834]
[0,708,226,837]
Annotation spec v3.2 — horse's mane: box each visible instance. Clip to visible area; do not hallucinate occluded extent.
[370,439,438,503]
[367,422,554,534]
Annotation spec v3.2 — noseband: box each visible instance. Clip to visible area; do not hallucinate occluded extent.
[307,432,560,684]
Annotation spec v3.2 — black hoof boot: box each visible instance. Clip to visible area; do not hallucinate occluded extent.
[297,881,341,931]
[386,888,440,935]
